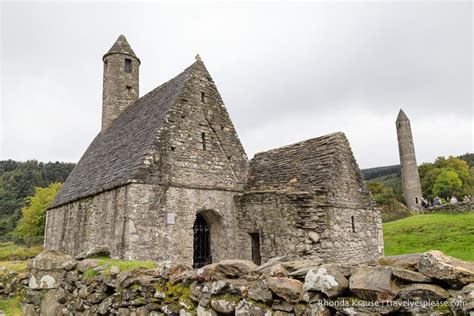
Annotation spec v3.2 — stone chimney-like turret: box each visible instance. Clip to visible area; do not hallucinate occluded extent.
[396,109,423,210]
[102,35,140,131]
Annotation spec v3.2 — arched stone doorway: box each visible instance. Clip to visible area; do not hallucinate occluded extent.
[193,214,212,268]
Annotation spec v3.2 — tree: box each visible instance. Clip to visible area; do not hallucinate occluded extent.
[0,160,75,240]
[432,170,462,199]
[367,182,410,222]
[418,156,473,200]
[13,182,62,243]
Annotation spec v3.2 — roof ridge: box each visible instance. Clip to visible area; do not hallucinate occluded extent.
[252,131,346,158]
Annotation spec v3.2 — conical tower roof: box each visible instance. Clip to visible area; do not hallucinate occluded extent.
[103,35,140,63]
[396,109,409,122]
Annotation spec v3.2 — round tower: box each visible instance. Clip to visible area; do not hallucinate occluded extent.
[102,35,140,131]
[396,109,423,210]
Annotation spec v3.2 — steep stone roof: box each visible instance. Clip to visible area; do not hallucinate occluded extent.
[103,35,140,63]
[396,109,409,122]
[246,132,355,194]
[50,62,198,208]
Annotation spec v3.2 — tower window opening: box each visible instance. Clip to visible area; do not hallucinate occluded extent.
[124,58,132,73]
[201,132,207,150]
[104,60,108,72]
[415,197,419,204]
[351,216,355,233]
[126,85,132,96]
[201,92,206,103]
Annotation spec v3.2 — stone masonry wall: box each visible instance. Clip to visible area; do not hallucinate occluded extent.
[124,184,243,265]
[45,185,129,258]
[237,192,329,263]
[396,113,423,210]
[45,183,244,265]
[238,193,383,265]
[142,60,248,192]
[102,52,140,131]
[11,250,474,316]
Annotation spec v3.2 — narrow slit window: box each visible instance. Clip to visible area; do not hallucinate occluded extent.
[201,132,206,150]
[124,58,132,73]
[415,197,419,204]
[351,216,355,233]
[250,233,261,265]
[126,85,132,96]
[104,60,108,72]
[201,92,206,103]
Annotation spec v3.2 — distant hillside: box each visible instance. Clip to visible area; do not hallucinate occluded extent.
[0,160,75,240]
[362,153,473,182]
[362,165,401,181]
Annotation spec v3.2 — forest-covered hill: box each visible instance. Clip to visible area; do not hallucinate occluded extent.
[0,160,75,239]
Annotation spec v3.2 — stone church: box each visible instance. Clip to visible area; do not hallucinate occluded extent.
[45,35,383,267]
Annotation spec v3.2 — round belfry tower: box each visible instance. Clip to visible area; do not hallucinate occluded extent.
[396,109,423,210]
[102,35,140,131]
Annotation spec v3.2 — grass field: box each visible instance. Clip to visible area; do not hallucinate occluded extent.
[0,242,42,261]
[0,296,22,316]
[383,213,474,261]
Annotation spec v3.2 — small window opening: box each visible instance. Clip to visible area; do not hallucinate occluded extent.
[351,216,355,233]
[227,156,231,160]
[170,146,176,151]
[124,58,132,73]
[201,132,207,150]
[126,85,132,96]
[201,92,206,103]
[220,125,225,130]
[250,233,261,265]
[104,60,108,72]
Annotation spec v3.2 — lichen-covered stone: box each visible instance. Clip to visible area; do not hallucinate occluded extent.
[392,267,432,283]
[448,283,474,315]
[417,250,474,287]
[210,296,239,314]
[267,277,303,303]
[235,300,271,316]
[349,266,398,302]
[248,280,273,303]
[303,264,348,297]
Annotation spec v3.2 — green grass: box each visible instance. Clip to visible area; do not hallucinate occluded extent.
[0,296,22,316]
[383,213,474,261]
[84,256,157,277]
[0,261,28,272]
[0,242,42,261]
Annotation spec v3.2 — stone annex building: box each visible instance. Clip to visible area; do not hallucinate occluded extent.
[45,35,383,268]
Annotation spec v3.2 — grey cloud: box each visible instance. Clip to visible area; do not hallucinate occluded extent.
[1,2,472,168]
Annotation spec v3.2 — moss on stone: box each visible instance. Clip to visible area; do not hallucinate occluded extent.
[83,269,98,280]
[248,298,272,310]
[213,293,241,303]
[433,302,450,313]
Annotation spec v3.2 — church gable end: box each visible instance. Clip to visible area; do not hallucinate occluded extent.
[144,60,248,191]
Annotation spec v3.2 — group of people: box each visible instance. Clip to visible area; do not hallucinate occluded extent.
[423,195,472,208]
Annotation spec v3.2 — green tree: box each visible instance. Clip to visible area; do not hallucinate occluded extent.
[432,170,462,199]
[367,182,410,222]
[13,182,62,242]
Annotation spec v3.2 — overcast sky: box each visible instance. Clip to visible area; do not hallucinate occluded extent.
[1,1,472,169]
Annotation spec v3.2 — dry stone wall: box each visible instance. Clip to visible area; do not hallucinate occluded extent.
[4,250,473,316]
[424,202,474,214]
